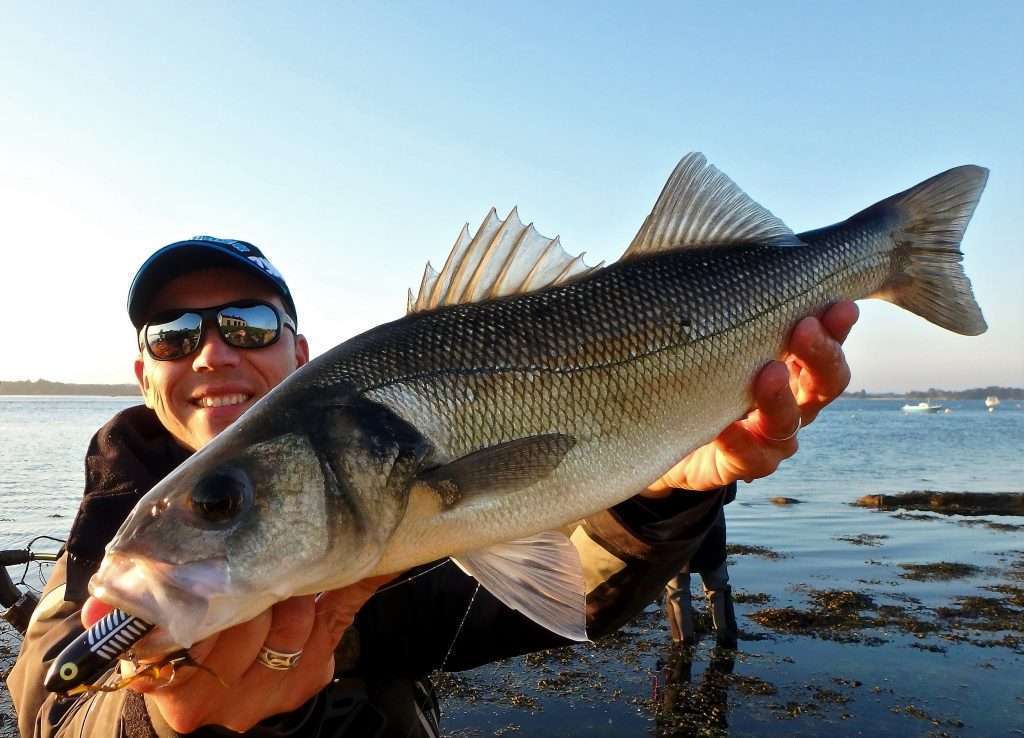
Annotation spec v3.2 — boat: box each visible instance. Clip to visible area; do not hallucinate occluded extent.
[901,401,944,414]
[985,395,1000,411]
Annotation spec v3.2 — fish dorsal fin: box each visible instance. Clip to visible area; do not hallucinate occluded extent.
[407,209,604,314]
[452,531,589,642]
[623,152,803,259]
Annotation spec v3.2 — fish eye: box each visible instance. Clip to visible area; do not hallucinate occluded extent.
[189,467,253,527]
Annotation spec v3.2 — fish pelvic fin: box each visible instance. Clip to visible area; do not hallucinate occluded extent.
[866,165,989,336]
[623,152,803,259]
[407,209,603,314]
[452,531,589,642]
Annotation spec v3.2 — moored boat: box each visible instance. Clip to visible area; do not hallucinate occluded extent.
[901,401,944,414]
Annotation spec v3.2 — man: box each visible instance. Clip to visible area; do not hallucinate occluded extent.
[664,506,738,648]
[8,236,857,737]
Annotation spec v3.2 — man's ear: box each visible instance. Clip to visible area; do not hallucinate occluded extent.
[134,356,155,409]
[294,334,310,368]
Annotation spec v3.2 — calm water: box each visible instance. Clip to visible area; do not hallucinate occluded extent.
[1,396,1021,550]
[2,396,1023,735]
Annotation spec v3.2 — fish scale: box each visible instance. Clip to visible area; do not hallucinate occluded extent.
[358,239,890,572]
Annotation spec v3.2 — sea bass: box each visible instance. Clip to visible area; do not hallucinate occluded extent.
[91,153,988,649]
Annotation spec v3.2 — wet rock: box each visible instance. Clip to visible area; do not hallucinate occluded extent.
[955,518,1024,533]
[835,533,888,547]
[769,496,803,505]
[856,491,1024,516]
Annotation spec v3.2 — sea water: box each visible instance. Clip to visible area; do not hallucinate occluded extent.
[1,396,1021,550]
[2,396,1023,736]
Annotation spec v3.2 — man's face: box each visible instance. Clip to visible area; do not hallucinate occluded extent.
[134,268,310,451]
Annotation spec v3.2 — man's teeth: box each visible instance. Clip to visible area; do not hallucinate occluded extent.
[197,394,251,408]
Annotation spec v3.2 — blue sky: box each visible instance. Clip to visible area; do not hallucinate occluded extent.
[2,2,1021,391]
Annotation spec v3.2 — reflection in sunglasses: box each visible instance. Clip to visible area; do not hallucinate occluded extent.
[144,301,289,361]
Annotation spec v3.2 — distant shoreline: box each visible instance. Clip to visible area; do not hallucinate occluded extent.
[1,380,1020,400]
[842,386,1023,401]
[0,380,140,397]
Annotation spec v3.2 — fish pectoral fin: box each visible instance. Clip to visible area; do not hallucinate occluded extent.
[452,531,589,642]
[417,434,576,504]
[407,208,603,314]
[624,152,804,259]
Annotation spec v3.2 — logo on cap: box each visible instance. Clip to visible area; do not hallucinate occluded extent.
[248,256,284,281]
[193,235,253,254]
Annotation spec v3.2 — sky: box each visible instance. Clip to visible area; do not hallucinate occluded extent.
[1,2,1021,393]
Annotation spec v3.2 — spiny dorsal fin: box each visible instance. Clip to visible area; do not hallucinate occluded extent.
[623,152,803,259]
[407,209,603,314]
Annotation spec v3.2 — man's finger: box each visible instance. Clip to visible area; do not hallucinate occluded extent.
[820,300,859,344]
[312,576,396,647]
[746,361,801,444]
[81,596,114,629]
[251,596,317,674]
[787,317,851,419]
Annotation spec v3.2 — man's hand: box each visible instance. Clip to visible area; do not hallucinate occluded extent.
[81,575,394,734]
[644,301,859,495]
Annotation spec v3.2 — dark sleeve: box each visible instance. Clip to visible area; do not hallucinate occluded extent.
[353,485,731,677]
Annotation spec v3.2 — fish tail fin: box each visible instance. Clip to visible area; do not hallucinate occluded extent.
[866,165,988,335]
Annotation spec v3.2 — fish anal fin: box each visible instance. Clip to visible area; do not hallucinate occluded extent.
[452,531,589,642]
[624,152,803,259]
[416,434,576,505]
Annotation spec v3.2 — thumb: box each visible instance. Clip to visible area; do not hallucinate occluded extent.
[315,575,398,645]
[81,596,115,629]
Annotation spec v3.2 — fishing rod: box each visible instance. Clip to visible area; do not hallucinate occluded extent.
[1,537,62,634]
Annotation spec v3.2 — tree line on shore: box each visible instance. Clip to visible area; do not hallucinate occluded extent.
[844,386,1023,400]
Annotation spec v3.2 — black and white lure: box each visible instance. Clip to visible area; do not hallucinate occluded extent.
[44,608,154,695]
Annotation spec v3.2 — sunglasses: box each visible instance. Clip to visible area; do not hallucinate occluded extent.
[141,300,297,361]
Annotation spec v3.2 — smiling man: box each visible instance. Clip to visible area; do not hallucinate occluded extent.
[9,236,857,738]
[129,238,309,452]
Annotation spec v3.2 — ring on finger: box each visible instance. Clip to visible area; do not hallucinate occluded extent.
[761,416,801,443]
[256,646,303,671]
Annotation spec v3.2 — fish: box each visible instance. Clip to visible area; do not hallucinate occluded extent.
[90,153,988,653]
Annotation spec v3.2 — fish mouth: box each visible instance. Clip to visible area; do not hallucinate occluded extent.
[89,554,230,648]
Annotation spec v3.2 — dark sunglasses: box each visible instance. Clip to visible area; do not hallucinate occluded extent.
[141,300,297,361]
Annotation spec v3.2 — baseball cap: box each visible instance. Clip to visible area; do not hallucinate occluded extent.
[127,236,297,328]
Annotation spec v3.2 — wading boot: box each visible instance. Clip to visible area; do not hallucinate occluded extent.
[701,562,737,649]
[664,572,696,645]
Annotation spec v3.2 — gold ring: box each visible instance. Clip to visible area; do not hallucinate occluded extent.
[256,646,303,671]
[762,416,802,443]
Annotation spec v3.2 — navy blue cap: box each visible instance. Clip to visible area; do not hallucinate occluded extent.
[127,236,297,328]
